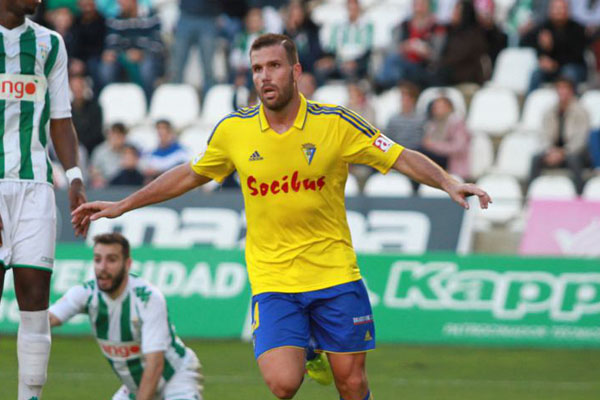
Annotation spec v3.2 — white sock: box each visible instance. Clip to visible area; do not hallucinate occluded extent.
[18,310,51,400]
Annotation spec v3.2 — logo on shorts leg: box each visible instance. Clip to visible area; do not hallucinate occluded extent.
[40,256,54,265]
[364,331,373,341]
[353,314,373,325]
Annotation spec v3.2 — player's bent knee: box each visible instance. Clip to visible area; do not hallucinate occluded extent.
[265,376,303,399]
[335,374,368,395]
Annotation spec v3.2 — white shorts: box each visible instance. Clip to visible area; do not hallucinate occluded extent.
[0,181,56,272]
[112,351,203,400]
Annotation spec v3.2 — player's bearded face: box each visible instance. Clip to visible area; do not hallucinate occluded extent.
[96,263,127,293]
[13,0,41,15]
[258,69,295,112]
[93,244,129,294]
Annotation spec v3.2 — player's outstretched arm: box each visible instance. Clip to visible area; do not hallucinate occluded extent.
[393,148,492,209]
[72,164,211,229]
[136,351,164,400]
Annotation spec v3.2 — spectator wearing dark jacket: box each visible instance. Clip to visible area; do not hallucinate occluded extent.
[434,0,488,86]
[99,0,165,100]
[70,75,104,156]
[283,0,324,74]
[523,0,587,92]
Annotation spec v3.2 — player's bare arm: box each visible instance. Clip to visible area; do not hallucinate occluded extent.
[48,312,62,328]
[50,118,88,236]
[72,164,211,229]
[136,351,165,400]
[393,148,492,209]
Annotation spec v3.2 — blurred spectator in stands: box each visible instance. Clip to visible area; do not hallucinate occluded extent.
[69,0,106,92]
[589,128,600,171]
[70,75,104,157]
[110,144,145,186]
[45,0,78,12]
[507,0,551,41]
[283,0,324,74]
[475,0,508,66]
[420,96,471,180]
[569,0,600,74]
[385,82,425,151]
[47,7,76,55]
[523,0,587,92]
[99,0,165,101]
[316,0,374,83]
[170,0,221,92]
[298,72,317,100]
[141,120,190,181]
[375,0,445,90]
[529,76,590,193]
[89,122,128,188]
[95,0,153,18]
[251,0,285,33]
[230,7,266,86]
[348,80,376,125]
[433,0,487,86]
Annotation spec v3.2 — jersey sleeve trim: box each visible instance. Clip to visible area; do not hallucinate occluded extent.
[207,106,260,144]
[307,103,377,138]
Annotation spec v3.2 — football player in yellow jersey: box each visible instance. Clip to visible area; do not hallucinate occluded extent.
[73,34,491,400]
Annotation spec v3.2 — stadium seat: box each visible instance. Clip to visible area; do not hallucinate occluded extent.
[363,171,413,197]
[475,174,523,224]
[488,47,537,94]
[415,86,466,116]
[345,173,360,196]
[179,126,211,154]
[582,176,600,200]
[467,87,519,136]
[200,84,236,126]
[519,88,558,133]
[127,125,159,153]
[469,134,494,179]
[527,175,577,200]
[492,133,541,180]
[314,84,349,106]
[373,87,401,128]
[149,84,200,129]
[581,90,600,129]
[99,83,147,127]
[364,3,407,49]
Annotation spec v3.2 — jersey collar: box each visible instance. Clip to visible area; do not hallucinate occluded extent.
[258,93,308,132]
[0,18,30,37]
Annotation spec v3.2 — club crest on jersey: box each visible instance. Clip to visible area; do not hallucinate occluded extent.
[0,74,47,102]
[38,42,49,61]
[301,143,316,165]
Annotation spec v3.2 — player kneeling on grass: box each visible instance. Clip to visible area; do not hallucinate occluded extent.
[48,233,203,400]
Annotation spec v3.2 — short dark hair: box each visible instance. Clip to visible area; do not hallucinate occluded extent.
[250,33,299,65]
[123,143,140,157]
[155,119,173,130]
[93,232,131,259]
[110,122,128,135]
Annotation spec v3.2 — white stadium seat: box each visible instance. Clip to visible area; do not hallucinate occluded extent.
[314,84,349,106]
[345,173,360,196]
[519,88,558,133]
[492,133,541,180]
[99,83,147,127]
[416,86,466,116]
[373,87,401,128]
[127,125,158,153]
[363,171,412,197]
[475,174,523,224]
[469,134,494,179]
[364,3,407,49]
[467,87,519,136]
[149,84,200,129]
[582,176,600,200]
[581,90,600,130]
[179,126,211,154]
[489,47,537,94]
[200,84,236,126]
[527,175,577,200]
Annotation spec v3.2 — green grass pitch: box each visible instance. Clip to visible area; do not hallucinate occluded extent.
[1,336,599,399]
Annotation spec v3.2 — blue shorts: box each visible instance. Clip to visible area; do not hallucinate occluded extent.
[251,280,376,359]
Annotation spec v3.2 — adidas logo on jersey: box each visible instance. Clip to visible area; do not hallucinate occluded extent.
[249,151,264,161]
[0,73,47,102]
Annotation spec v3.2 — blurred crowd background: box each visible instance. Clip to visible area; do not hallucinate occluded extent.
[34,0,600,213]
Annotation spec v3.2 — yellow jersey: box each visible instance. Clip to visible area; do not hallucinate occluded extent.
[191,95,404,294]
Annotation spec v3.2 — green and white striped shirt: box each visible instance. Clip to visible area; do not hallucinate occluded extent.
[50,275,191,393]
[0,18,71,185]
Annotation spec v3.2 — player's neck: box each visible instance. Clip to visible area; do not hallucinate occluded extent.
[0,11,26,30]
[263,91,301,134]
